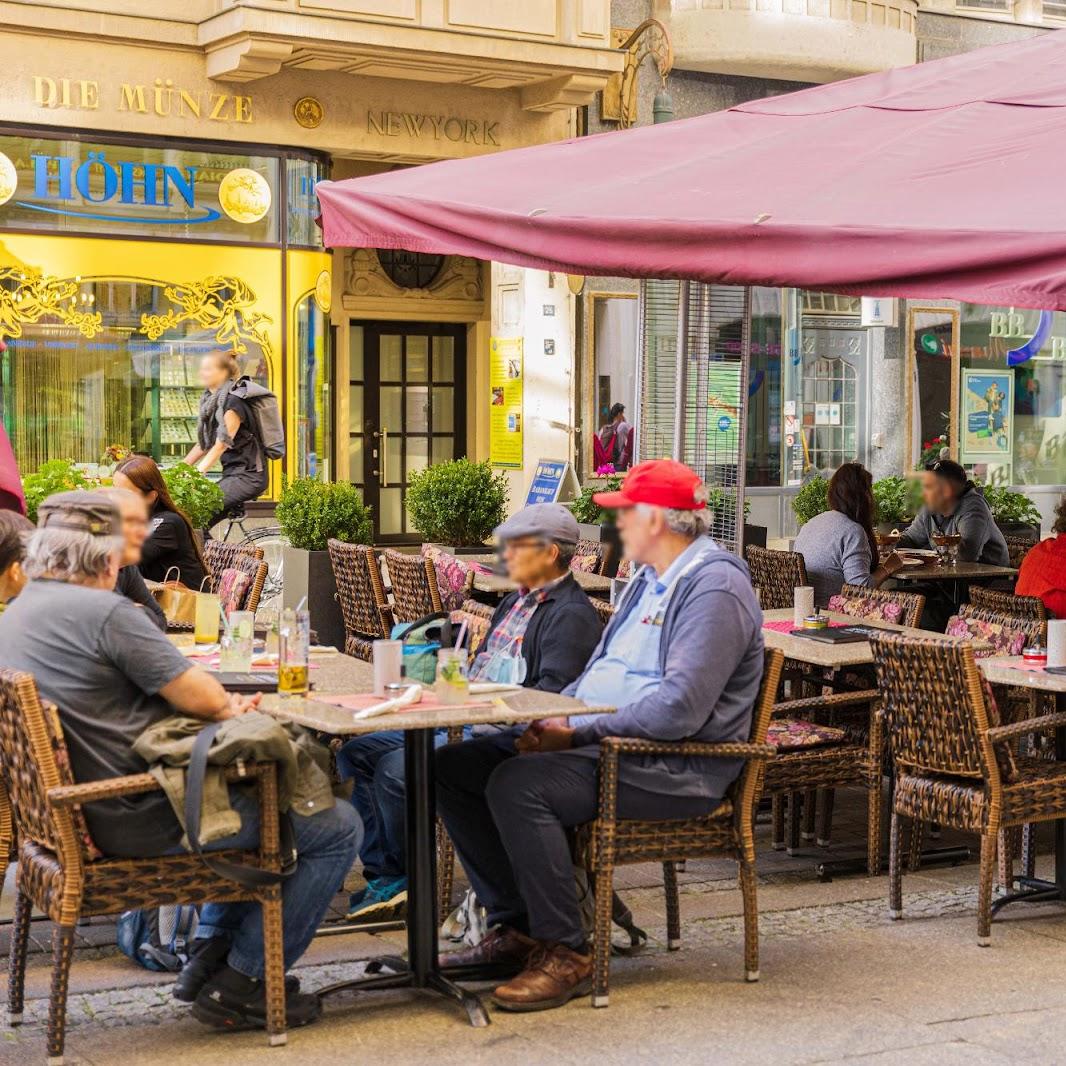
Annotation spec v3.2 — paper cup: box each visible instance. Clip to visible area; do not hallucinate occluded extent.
[1048,620,1066,668]
[373,639,404,694]
[794,586,815,628]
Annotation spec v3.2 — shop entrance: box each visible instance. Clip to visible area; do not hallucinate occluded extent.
[349,321,467,543]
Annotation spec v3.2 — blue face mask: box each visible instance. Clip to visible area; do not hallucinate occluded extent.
[481,646,528,686]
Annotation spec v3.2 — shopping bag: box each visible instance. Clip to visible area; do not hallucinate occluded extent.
[149,567,200,627]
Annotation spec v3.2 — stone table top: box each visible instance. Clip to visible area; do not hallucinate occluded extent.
[977,657,1066,694]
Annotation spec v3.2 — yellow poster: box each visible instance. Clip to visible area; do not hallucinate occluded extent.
[489,336,524,469]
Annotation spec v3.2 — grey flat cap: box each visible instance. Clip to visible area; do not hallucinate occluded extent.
[494,503,580,546]
[37,490,121,537]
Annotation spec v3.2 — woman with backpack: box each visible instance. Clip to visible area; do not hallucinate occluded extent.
[184,351,269,531]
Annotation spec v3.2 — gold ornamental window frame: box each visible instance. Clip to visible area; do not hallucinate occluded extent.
[581,289,639,475]
[905,304,961,468]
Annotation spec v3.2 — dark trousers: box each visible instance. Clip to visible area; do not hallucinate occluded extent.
[206,470,269,531]
[436,731,717,950]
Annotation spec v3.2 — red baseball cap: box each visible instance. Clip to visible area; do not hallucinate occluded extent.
[592,459,706,511]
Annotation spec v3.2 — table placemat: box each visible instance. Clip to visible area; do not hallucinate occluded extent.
[762,619,846,633]
[321,691,495,714]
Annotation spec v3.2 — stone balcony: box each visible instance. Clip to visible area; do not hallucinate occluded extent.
[656,0,918,83]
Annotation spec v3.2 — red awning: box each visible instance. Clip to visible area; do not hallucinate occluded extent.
[317,32,1066,310]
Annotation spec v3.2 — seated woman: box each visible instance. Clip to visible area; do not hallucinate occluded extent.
[113,455,207,591]
[0,509,33,613]
[794,462,904,608]
[1016,496,1066,618]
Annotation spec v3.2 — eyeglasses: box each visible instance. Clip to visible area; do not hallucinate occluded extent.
[503,538,551,552]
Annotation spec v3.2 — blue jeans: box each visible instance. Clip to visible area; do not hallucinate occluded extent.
[335,729,463,881]
[194,787,362,979]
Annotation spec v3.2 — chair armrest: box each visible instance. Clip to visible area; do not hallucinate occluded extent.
[48,773,160,808]
[987,712,1066,744]
[772,689,880,717]
[598,736,776,760]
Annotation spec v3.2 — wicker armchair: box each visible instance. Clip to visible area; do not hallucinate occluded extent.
[328,540,393,660]
[969,586,1047,624]
[383,549,443,623]
[745,545,807,610]
[0,669,288,1059]
[1004,534,1038,571]
[0,779,11,908]
[576,649,783,1007]
[829,584,925,630]
[571,539,607,575]
[591,599,614,629]
[204,539,264,591]
[869,633,1066,944]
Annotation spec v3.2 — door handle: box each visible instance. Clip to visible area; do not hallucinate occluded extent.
[380,426,388,487]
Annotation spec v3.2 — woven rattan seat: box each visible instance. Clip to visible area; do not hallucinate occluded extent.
[0,668,288,1060]
[328,540,392,661]
[204,539,264,589]
[383,548,443,623]
[576,648,784,1007]
[745,545,807,610]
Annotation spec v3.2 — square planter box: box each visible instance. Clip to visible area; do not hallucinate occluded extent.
[283,546,346,652]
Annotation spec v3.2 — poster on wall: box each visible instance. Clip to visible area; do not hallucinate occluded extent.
[960,368,1013,464]
[706,362,742,464]
[489,336,523,469]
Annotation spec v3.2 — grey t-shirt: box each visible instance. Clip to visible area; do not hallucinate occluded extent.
[0,580,193,856]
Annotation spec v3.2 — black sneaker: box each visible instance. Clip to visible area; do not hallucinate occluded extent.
[192,965,321,1031]
[176,938,301,1003]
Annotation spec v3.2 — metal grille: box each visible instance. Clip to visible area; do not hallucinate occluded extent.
[637,280,750,555]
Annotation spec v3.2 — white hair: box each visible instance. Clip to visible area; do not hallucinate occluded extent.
[636,486,713,539]
[22,528,123,584]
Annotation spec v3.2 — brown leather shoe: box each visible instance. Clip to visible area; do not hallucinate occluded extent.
[491,942,593,1012]
[438,926,537,971]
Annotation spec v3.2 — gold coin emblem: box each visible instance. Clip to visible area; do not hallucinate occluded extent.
[294,97,325,130]
[314,269,332,314]
[0,153,18,208]
[218,168,272,224]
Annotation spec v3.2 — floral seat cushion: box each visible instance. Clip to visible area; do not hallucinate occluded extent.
[422,545,474,612]
[218,567,252,615]
[570,553,602,574]
[945,615,1026,658]
[768,718,847,751]
[827,593,903,625]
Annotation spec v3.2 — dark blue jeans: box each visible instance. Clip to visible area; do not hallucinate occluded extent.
[335,729,463,881]
[194,787,362,978]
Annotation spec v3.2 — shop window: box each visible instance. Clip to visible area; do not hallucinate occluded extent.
[585,291,639,472]
[0,271,269,472]
[746,287,784,486]
[287,157,328,249]
[294,292,332,481]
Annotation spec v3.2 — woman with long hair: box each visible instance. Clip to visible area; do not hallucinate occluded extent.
[183,350,268,530]
[113,455,207,590]
[794,462,904,607]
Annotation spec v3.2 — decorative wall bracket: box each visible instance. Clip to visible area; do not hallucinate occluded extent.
[600,19,674,129]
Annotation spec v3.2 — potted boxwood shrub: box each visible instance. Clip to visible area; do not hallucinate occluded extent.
[872,475,917,533]
[791,475,829,528]
[276,477,373,650]
[981,485,1041,541]
[406,458,508,552]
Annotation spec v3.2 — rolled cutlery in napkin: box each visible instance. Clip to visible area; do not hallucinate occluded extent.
[353,684,423,720]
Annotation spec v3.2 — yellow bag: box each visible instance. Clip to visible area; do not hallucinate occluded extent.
[148,567,204,627]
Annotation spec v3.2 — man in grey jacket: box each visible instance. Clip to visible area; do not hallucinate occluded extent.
[436,460,764,1012]
[897,459,1009,566]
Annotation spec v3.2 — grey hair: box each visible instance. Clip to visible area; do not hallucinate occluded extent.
[554,540,576,572]
[22,527,124,584]
[637,485,714,539]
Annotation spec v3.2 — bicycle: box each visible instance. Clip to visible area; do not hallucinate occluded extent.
[218,503,288,611]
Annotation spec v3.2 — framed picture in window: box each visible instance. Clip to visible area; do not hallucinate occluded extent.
[960,368,1014,464]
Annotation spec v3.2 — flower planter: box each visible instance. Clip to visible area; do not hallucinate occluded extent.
[282,546,346,652]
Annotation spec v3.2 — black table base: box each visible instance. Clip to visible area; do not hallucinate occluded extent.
[317,726,490,1027]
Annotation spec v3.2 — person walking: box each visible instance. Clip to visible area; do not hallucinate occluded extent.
[596,403,632,471]
[184,351,269,531]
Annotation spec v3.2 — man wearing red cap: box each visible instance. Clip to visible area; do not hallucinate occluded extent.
[437,459,765,1012]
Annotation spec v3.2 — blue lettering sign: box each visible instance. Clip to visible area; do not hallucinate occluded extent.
[525,460,568,506]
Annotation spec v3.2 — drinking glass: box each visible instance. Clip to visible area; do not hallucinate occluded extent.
[220,611,255,671]
[279,608,311,697]
[435,648,470,704]
[194,592,220,645]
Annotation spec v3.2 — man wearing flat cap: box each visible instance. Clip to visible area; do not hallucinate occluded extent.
[437,461,764,1012]
[337,501,602,924]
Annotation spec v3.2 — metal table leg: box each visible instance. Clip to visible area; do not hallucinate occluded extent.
[317,727,490,1027]
[992,693,1066,915]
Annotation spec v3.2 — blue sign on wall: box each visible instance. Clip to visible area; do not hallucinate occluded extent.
[525,459,569,505]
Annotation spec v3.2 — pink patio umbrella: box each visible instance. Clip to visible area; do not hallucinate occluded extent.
[317,32,1066,310]
[0,340,25,514]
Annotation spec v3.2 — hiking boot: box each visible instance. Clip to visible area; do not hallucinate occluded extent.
[491,942,593,1013]
[174,937,300,1003]
[192,965,320,1031]
[438,925,536,972]
[346,876,407,923]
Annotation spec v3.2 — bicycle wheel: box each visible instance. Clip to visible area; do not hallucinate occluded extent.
[241,525,288,611]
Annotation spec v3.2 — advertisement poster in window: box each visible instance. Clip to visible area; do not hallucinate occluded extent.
[707,363,742,464]
[489,336,523,469]
[960,368,1013,465]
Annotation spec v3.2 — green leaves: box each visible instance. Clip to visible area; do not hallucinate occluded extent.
[981,486,1041,527]
[872,476,914,525]
[276,477,373,551]
[161,463,225,530]
[568,475,622,525]
[791,476,829,526]
[405,459,508,546]
[21,460,91,524]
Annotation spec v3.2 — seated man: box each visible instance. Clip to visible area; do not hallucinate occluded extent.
[0,491,361,1031]
[897,459,1009,628]
[436,460,764,1012]
[337,503,602,922]
[102,485,167,631]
